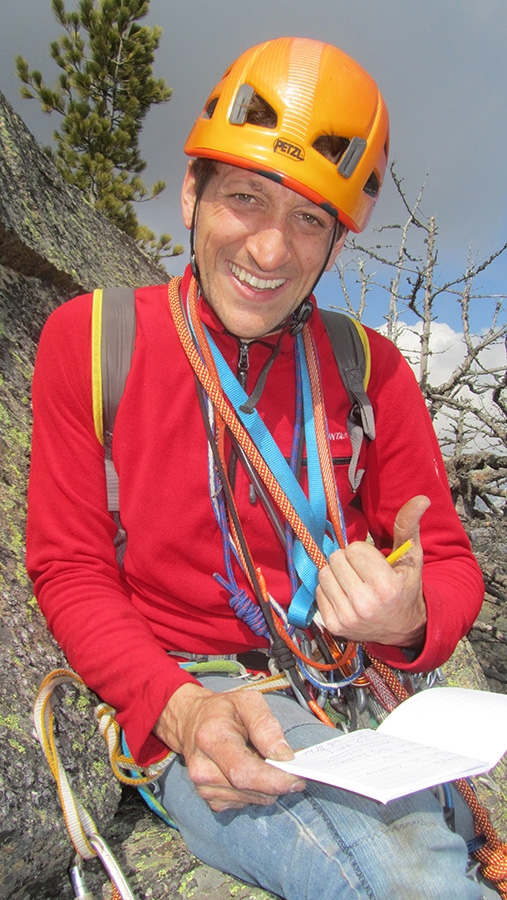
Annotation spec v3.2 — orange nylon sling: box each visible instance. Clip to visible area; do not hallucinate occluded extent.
[169,275,358,692]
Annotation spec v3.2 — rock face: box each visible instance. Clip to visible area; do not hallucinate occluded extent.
[0,91,168,295]
[467,523,507,693]
[0,89,505,900]
[0,89,172,899]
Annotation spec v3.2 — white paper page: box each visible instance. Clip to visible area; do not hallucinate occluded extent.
[378,688,507,768]
[267,729,487,803]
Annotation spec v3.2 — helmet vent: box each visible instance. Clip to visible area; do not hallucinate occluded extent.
[230,84,256,124]
[312,134,350,165]
[230,85,277,127]
[204,97,219,119]
[363,171,380,197]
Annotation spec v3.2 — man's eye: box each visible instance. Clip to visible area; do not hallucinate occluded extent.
[233,193,255,203]
[300,213,321,226]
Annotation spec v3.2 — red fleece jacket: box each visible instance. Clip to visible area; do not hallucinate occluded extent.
[27,267,483,765]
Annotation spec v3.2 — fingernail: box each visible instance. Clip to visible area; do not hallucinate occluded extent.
[269,739,294,761]
[289,779,306,793]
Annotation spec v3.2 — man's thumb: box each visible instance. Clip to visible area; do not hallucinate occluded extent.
[392,495,430,551]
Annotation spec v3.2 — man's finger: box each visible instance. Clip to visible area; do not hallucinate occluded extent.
[232,690,295,761]
[392,495,430,551]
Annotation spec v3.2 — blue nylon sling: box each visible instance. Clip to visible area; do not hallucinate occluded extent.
[205,327,341,627]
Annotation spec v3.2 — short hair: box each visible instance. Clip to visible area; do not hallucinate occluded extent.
[190,158,217,201]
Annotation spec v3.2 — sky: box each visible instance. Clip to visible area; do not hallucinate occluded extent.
[1,0,506,343]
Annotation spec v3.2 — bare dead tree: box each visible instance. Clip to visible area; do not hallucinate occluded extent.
[331,164,507,521]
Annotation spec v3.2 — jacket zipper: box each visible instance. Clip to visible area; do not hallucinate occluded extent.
[228,342,250,492]
[237,341,250,390]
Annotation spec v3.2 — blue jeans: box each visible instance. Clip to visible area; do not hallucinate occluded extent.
[151,675,483,900]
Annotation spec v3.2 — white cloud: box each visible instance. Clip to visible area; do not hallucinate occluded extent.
[380,320,506,387]
[379,321,506,455]
[378,320,463,383]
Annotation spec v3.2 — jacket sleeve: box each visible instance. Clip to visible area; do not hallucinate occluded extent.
[359,328,484,672]
[26,295,197,766]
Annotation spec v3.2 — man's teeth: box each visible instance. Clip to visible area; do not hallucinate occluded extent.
[230,263,285,290]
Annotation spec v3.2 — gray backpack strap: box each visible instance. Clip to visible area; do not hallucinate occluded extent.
[99,287,136,563]
[320,309,375,492]
[101,287,137,449]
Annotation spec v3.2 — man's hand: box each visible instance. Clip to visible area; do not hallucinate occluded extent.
[316,495,430,648]
[154,682,306,812]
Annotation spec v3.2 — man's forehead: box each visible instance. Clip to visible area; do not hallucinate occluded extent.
[208,162,329,211]
[216,166,268,191]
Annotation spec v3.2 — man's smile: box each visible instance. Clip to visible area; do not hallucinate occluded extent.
[229,262,287,292]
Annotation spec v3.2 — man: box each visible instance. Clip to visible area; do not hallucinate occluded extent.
[27,37,488,899]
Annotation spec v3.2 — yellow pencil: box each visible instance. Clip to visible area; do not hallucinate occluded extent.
[386,539,414,566]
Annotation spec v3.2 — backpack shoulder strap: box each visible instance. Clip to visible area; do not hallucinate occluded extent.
[91,287,136,514]
[91,287,137,446]
[320,309,375,491]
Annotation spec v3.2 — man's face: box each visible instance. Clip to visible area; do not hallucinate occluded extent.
[181,163,344,340]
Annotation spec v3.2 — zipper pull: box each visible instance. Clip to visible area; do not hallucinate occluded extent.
[237,342,249,389]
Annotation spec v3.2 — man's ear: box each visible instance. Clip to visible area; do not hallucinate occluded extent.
[181,163,197,229]
[325,228,348,271]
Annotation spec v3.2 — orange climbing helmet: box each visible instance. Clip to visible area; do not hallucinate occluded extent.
[184,37,389,233]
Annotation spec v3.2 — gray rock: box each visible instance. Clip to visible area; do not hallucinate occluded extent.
[0,90,167,294]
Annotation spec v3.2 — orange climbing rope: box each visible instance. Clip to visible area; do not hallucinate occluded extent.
[456,779,507,899]
[301,322,346,549]
[270,602,356,671]
[171,277,359,677]
[168,277,330,571]
[366,652,507,897]
[254,565,356,674]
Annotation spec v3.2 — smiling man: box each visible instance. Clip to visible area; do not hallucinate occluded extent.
[27,37,490,899]
[181,164,344,339]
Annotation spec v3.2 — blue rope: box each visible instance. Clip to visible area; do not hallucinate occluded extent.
[213,473,271,640]
[183,294,271,640]
[185,294,352,693]
[215,573,271,639]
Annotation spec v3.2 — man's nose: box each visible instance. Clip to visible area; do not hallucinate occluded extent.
[245,225,292,271]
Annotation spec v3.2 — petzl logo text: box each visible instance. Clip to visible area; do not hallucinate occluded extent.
[273,139,305,161]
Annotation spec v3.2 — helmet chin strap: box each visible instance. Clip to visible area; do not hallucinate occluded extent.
[190,200,339,339]
[189,200,201,285]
